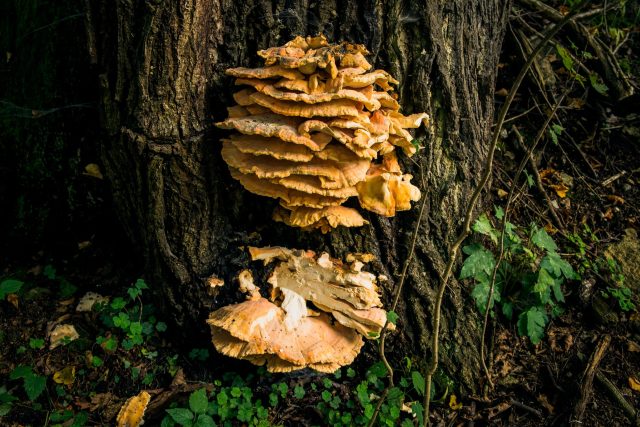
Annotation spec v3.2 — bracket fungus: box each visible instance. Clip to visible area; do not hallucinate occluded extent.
[216,35,428,232]
[207,247,392,372]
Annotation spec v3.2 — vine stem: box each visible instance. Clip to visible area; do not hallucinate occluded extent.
[367,163,428,427]
[421,9,579,426]
[480,84,572,387]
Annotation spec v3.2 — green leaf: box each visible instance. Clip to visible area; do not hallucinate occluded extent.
[517,307,548,344]
[502,302,514,320]
[589,74,609,95]
[531,227,557,252]
[386,311,398,325]
[534,268,554,294]
[58,279,77,298]
[321,390,332,402]
[216,390,228,406]
[9,365,33,380]
[135,279,149,290]
[0,402,12,416]
[555,44,574,72]
[293,385,305,399]
[541,252,577,280]
[472,213,498,244]
[524,170,534,188]
[551,279,565,303]
[471,277,501,314]
[156,322,167,332]
[24,374,46,401]
[367,361,388,379]
[494,206,504,220]
[29,338,45,349]
[113,312,130,329]
[160,415,174,427]
[166,408,195,426]
[189,388,209,414]
[411,402,424,425]
[43,265,56,280]
[128,287,141,300]
[194,414,215,427]
[411,371,425,396]
[110,297,127,310]
[129,321,143,336]
[0,279,23,299]
[460,244,496,280]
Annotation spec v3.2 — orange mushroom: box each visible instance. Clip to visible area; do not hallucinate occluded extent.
[215,36,429,232]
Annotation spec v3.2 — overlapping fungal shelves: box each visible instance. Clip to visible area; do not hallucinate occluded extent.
[216,35,428,232]
[207,247,393,373]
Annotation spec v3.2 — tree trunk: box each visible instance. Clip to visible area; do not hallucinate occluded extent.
[88,0,510,393]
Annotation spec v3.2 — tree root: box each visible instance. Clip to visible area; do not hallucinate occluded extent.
[572,334,612,422]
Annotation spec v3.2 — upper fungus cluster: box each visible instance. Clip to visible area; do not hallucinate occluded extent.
[216,35,428,232]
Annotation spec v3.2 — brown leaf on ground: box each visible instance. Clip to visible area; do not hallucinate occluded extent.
[548,327,574,353]
[607,195,625,205]
[537,394,555,414]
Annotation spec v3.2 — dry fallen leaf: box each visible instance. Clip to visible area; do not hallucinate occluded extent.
[629,377,640,393]
[550,183,569,198]
[116,390,151,427]
[53,366,76,386]
[83,163,104,179]
[537,394,555,414]
[49,324,80,349]
[495,88,509,97]
[7,293,19,310]
[607,195,625,205]
[497,188,508,198]
[627,340,640,353]
[76,292,109,312]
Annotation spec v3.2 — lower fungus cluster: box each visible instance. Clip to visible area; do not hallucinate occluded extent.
[207,247,392,373]
[216,35,428,232]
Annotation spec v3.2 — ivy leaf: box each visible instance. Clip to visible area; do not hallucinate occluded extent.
[293,385,305,399]
[555,44,574,73]
[552,279,565,303]
[531,227,558,252]
[166,408,195,426]
[24,374,46,401]
[534,269,554,304]
[9,366,33,380]
[589,74,609,95]
[189,388,208,415]
[472,214,498,244]
[386,311,399,325]
[471,276,501,314]
[0,279,23,299]
[411,402,424,425]
[194,414,215,427]
[411,371,425,396]
[502,302,514,320]
[0,403,11,417]
[541,252,577,280]
[517,307,548,344]
[460,244,496,280]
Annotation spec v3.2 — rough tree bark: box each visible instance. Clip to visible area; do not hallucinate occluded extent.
[88,0,510,392]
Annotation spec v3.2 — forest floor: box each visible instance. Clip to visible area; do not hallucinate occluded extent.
[1,1,640,426]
